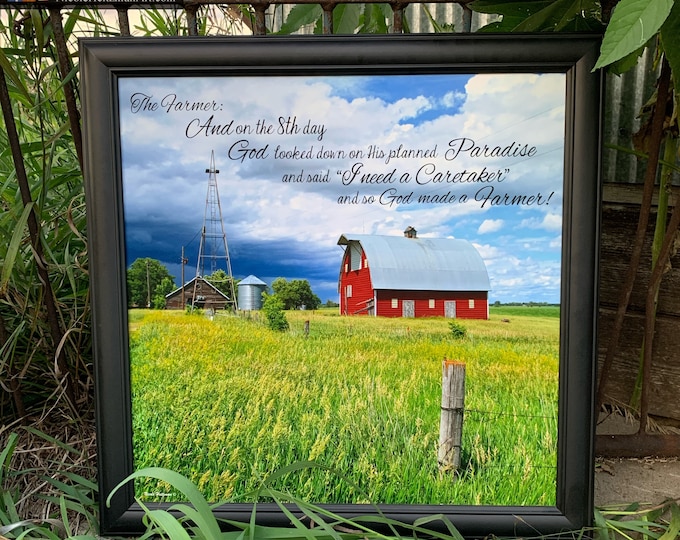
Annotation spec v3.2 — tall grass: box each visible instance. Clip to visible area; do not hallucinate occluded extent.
[0,9,104,422]
[130,308,558,506]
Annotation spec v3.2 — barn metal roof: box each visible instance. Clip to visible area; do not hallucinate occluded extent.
[337,234,490,292]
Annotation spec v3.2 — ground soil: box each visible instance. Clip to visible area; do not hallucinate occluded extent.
[594,412,680,507]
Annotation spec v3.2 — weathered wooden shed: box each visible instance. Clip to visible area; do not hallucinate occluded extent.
[337,228,490,319]
[165,276,230,310]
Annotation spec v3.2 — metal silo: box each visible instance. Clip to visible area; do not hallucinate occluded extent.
[237,275,267,310]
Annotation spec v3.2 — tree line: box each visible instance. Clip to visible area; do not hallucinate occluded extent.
[126,258,322,311]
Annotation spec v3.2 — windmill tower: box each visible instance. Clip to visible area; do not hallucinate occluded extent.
[192,151,238,311]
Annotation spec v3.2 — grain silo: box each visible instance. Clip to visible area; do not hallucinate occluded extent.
[237,275,267,310]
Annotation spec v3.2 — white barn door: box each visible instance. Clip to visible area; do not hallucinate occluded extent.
[402,300,415,318]
[444,300,456,318]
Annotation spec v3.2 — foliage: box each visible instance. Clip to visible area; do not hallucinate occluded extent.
[594,500,680,540]
[3,430,680,540]
[0,8,94,421]
[271,277,322,311]
[594,0,676,71]
[126,258,175,308]
[0,427,99,540]
[153,276,175,309]
[205,269,239,301]
[470,0,680,80]
[470,0,603,32]
[448,320,467,339]
[261,292,290,331]
[274,3,391,35]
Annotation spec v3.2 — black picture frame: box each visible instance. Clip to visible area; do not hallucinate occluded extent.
[81,33,602,538]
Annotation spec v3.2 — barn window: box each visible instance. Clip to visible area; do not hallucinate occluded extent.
[391,298,398,308]
[363,257,368,269]
[349,243,362,271]
[429,299,435,309]
[346,284,352,298]
[344,263,348,273]
[469,299,475,309]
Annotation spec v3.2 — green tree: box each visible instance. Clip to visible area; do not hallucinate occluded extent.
[126,258,175,308]
[261,292,289,331]
[152,277,176,309]
[271,277,322,310]
[205,269,239,303]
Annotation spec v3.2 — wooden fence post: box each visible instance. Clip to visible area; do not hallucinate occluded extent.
[438,359,465,473]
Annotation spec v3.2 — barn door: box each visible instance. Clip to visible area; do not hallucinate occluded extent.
[444,300,456,318]
[402,300,415,318]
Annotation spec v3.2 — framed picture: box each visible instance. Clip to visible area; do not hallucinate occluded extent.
[81,33,602,538]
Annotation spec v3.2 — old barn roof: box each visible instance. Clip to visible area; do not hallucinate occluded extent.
[337,233,490,292]
[165,276,230,299]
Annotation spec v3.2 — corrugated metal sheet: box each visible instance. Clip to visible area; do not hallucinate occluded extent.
[602,46,663,185]
[338,233,490,292]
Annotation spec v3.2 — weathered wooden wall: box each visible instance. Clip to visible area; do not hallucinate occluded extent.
[597,183,680,422]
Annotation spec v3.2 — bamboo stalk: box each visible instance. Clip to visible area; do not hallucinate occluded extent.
[117,7,131,36]
[49,8,84,171]
[639,191,680,433]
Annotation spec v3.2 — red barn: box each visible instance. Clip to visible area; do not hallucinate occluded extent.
[337,228,490,319]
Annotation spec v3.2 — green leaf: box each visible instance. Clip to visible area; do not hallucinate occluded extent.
[107,467,222,540]
[275,4,323,34]
[476,17,526,31]
[62,8,81,38]
[30,9,45,59]
[1,202,33,294]
[594,0,674,70]
[513,0,575,31]
[469,0,553,17]
[0,433,18,486]
[145,508,194,540]
[658,502,680,540]
[608,43,649,75]
[469,0,598,32]
[420,5,455,32]
[0,48,32,103]
[364,4,390,33]
[334,4,361,35]
[554,0,603,31]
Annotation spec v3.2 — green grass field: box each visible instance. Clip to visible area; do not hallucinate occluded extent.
[130,306,559,506]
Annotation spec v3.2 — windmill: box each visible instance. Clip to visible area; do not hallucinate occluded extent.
[191,151,238,311]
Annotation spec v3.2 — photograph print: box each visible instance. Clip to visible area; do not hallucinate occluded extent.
[118,70,566,507]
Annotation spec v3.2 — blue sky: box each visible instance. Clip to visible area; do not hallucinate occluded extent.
[118,72,565,304]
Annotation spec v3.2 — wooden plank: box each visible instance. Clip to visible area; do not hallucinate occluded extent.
[438,360,465,473]
[598,184,680,422]
[602,182,678,208]
[598,310,680,421]
[598,200,680,317]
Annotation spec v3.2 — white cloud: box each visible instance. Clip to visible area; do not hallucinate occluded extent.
[118,71,566,302]
[477,219,504,234]
[441,90,466,108]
